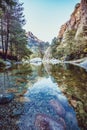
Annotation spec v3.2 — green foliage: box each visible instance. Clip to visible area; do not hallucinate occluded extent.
[63,30,76,41]
[0,0,32,61]
[0,58,5,67]
[14,64,32,75]
[51,29,87,60]
[51,37,61,58]
[51,37,60,47]
[30,53,39,59]
[10,28,32,60]
[83,48,87,53]
[63,31,87,60]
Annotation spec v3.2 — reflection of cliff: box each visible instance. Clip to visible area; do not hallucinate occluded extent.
[46,63,87,130]
[43,62,52,75]
[43,47,52,61]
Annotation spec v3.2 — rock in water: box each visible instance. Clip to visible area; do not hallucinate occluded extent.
[0,93,14,104]
[50,100,65,117]
[35,114,65,130]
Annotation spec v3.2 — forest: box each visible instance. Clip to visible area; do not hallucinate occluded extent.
[0,0,31,62]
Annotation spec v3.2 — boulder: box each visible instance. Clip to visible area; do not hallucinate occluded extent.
[0,93,14,104]
[35,114,65,130]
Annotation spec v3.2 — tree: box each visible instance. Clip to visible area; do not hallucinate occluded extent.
[51,37,61,58]
[0,0,16,59]
[63,30,76,55]
[0,0,32,61]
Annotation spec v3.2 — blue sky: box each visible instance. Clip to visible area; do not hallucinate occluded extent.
[20,0,80,43]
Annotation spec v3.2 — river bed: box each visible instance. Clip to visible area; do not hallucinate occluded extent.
[0,63,87,130]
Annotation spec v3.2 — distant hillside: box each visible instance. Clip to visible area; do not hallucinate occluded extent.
[51,0,87,61]
[26,32,49,58]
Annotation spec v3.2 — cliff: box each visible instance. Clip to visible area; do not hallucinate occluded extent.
[58,3,81,40]
[26,31,43,45]
[58,0,87,41]
[51,0,87,60]
[26,31,49,58]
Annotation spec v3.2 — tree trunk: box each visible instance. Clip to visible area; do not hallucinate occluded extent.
[1,18,5,55]
[4,18,9,60]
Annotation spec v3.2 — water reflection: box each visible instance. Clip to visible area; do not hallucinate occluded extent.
[0,63,87,129]
[44,63,87,130]
[19,77,79,130]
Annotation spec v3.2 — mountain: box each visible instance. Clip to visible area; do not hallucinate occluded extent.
[51,0,87,61]
[26,32,49,58]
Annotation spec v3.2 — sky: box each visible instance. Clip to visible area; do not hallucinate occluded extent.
[20,0,80,43]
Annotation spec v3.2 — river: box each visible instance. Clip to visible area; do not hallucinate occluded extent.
[0,62,87,130]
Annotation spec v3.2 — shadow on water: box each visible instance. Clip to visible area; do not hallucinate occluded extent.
[0,62,87,129]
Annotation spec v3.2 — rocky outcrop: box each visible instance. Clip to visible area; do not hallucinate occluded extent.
[76,0,87,39]
[58,0,87,41]
[58,3,81,40]
[26,31,43,46]
[50,0,87,61]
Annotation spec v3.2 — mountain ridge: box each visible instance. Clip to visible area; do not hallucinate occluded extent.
[26,31,44,44]
[26,31,49,58]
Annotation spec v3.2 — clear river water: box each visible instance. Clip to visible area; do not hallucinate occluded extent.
[0,62,87,130]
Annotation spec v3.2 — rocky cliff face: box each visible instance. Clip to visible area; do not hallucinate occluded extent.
[58,0,87,41]
[76,0,87,39]
[51,0,87,60]
[26,31,49,58]
[26,32,43,46]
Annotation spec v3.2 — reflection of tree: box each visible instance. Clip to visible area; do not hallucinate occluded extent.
[50,64,87,94]
[0,64,33,98]
[50,64,87,130]
[0,69,10,94]
[0,68,15,104]
[14,63,32,76]
[38,64,48,77]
